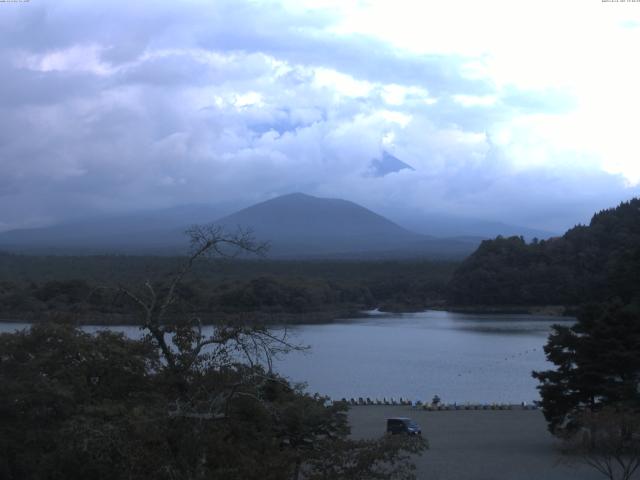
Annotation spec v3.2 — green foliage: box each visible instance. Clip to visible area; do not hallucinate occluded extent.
[448,198,640,306]
[533,302,640,434]
[0,323,161,480]
[0,322,426,479]
[0,257,456,320]
[304,435,427,480]
[0,227,427,479]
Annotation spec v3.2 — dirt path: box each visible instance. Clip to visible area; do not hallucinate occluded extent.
[348,406,602,480]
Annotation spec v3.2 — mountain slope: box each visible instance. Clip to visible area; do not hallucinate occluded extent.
[0,193,480,258]
[217,192,417,250]
[388,211,557,240]
[215,193,477,258]
[447,198,640,305]
[0,204,232,253]
[369,151,414,177]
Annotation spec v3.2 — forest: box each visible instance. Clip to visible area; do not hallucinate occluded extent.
[447,198,640,308]
[3,198,640,323]
[0,255,456,324]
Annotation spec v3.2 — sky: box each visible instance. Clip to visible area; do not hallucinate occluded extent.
[1,0,639,233]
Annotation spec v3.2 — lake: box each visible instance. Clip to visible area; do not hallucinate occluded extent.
[0,310,572,404]
[275,310,571,404]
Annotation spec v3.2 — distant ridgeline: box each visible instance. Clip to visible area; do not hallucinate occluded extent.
[447,198,640,306]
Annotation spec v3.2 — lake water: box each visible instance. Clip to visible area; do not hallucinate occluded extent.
[275,310,571,404]
[0,310,572,404]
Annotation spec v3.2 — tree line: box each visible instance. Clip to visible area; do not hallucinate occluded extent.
[0,257,456,322]
[447,198,640,307]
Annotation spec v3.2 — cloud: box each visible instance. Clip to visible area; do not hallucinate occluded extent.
[0,0,637,233]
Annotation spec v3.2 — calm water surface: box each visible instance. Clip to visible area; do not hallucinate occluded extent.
[0,310,573,404]
[274,310,573,404]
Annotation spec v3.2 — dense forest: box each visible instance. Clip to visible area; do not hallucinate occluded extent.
[447,198,640,307]
[0,256,456,323]
[2,198,639,321]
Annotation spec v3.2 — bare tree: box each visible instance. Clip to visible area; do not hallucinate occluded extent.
[561,406,640,480]
[110,224,426,479]
[117,224,304,413]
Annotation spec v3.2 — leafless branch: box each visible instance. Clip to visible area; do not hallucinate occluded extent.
[561,407,640,480]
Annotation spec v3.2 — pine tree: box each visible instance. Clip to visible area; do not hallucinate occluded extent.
[533,302,640,434]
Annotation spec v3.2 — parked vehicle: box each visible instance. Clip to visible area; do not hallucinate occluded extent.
[386,417,422,435]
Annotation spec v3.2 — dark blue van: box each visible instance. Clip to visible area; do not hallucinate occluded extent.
[386,417,421,435]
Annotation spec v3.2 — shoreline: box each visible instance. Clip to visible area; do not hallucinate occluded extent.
[430,304,578,317]
[0,308,369,326]
[0,304,575,326]
[343,401,538,410]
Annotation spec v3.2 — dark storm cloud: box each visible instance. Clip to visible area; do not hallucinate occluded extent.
[200,27,490,96]
[0,68,100,107]
[4,0,488,93]
[0,0,635,233]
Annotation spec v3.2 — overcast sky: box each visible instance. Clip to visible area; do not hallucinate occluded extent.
[1,0,639,233]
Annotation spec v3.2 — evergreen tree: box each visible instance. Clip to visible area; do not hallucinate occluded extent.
[533,302,640,433]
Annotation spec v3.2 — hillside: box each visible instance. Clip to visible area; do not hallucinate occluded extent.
[394,213,557,241]
[446,198,640,306]
[0,193,480,259]
[0,204,232,254]
[215,193,477,258]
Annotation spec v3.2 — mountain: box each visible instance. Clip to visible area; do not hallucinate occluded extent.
[0,193,479,258]
[447,198,640,306]
[0,204,233,254]
[369,151,415,177]
[392,213,557,241]
[215,193,477,258]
